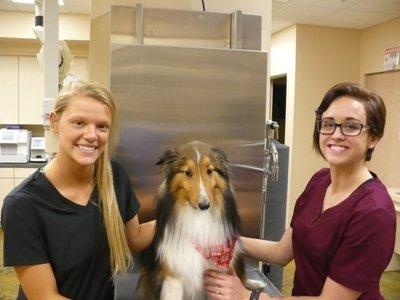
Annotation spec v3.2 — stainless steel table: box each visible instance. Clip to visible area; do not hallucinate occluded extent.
[115,267,282,299]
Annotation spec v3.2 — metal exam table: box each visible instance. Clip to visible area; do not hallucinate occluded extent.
[114,267,282,299]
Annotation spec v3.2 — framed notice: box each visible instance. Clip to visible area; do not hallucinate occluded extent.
[383,47,399,70]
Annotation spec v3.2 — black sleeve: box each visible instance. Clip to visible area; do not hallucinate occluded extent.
[111,157,140,222]
[2,195,49,267]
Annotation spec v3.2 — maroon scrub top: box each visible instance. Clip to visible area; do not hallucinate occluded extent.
[290,168,396,299]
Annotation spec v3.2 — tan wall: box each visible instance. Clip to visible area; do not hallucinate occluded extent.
[360,17,400,188]
[275,18,399,224]
[270,26,297,222]
[284,25,361,224]
[270,25,297,147]
[360,17,400,80]
[0,11,89,41]
[291,25,361,222]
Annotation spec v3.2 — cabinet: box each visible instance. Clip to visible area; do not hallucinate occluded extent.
[19,56,44,124]
[0,56,19,124]
[0,168,38,224]
[0,168,15,223]
[14,168,37,186]
[0,55,88,125]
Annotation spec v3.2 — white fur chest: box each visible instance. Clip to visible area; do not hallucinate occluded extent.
[157,206,240,298]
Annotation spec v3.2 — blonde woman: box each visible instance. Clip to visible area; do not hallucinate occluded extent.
[1,81,155,299]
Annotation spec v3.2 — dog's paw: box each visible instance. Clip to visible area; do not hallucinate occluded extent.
[160,277,184,300]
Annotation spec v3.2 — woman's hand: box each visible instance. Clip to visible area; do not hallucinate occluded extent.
[203,269,252,300]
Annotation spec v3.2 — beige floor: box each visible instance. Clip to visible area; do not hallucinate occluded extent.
[1,229,400,299]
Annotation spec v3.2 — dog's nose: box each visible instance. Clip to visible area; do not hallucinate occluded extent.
[199,202,210,210]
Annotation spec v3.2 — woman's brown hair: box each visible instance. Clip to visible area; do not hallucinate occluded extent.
[313,82,386,161]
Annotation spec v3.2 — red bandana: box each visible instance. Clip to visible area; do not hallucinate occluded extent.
[195,236,238,271]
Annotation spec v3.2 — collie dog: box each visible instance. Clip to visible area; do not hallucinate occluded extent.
[137,141,246,299]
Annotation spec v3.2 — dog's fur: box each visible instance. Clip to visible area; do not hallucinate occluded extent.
[137,141,246,300]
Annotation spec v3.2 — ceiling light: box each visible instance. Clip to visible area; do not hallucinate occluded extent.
[11,0,64,5]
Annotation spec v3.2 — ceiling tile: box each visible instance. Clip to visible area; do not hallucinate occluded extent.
[310,19,364,29]
[274,4,340,22]
[292,0,364,9]
[362,14,400,27]
[272,1,290,14]
[327,9,393,24]
[349,0,400,14]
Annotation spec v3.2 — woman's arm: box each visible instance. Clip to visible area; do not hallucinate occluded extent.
[14,264,70,300]
[241,227,293,266]
[125,215,156,253]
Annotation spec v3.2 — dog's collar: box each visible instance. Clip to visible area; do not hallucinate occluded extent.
[195,235,238,271]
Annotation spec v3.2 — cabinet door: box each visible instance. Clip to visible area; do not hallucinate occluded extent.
[19,56,44,125]
[14,167,37,180]
[0,178,15,223]
[0,56,19,124]
[14,167,38,188]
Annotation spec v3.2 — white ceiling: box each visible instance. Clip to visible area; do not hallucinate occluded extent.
[272,0,400,33]
[1,0,400,34]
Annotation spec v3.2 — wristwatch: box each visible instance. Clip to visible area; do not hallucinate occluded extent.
[250,288,263,300]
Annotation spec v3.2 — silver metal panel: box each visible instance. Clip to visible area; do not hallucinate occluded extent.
[111,6,136,45]
[143,8,231,48]
[110,6,261,50]
[135,4,144,45]
[111,45,267,237]
[242,15,262,51]
[230,10,243,49]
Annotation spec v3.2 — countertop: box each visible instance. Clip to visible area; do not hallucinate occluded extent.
[0,162,46,168]
[388,188,400,212]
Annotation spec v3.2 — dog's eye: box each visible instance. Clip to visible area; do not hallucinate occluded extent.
[185,170,192,177]
[207,169,213,175]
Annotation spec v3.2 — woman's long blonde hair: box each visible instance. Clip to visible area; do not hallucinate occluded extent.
[54,80,132,276]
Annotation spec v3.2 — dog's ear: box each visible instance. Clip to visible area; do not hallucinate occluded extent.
[211,147,229,165]
[156,148,179,166]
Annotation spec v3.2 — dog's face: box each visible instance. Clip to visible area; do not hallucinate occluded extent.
[157,141,230,211]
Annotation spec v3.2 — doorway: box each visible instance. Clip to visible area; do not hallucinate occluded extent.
[271,76,287,144]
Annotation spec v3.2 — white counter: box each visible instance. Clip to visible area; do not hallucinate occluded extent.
[388,188,400,258]
[388,188,400,212]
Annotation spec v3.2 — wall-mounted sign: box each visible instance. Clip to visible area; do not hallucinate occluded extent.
[383,46,399,71]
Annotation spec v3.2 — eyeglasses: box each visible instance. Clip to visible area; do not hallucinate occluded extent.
[316,120,370,136]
